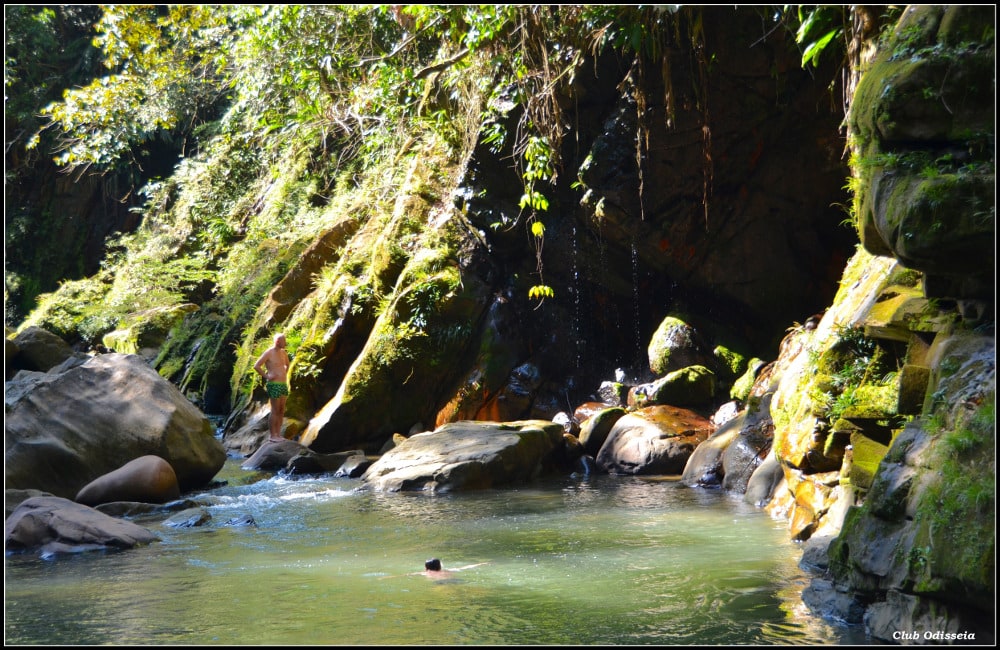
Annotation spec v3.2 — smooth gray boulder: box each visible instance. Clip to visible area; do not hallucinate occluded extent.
[361,420,565,492]
[5,496,158,557]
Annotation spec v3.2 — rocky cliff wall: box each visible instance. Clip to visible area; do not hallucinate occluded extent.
[768,6,994,642]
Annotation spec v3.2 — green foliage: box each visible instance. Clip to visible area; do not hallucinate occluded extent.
[528,285,555,301]
[819,325,900,422]
[228,6,401,160]
[21,5,789,311]
[794,6,846,69]
[19,275,113,345]
[30,5,235,172]
[5,6,106,324]
[14,5,895,395]
[5,6,100,150]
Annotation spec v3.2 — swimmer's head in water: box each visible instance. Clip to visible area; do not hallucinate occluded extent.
[425,558,442,571]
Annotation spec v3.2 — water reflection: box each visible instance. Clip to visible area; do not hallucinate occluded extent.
[4,460,868,645]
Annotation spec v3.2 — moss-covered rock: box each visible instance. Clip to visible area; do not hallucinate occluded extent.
[103,303,199,358]
[730,357,765,401]
[827,334,994,640]
[647,315,710,376]
[771,249,902,472]
[631,364,716,409]
[849,5,995,301]
[846,431,890,491]
[299,204,494,452]
[712,344,746,381]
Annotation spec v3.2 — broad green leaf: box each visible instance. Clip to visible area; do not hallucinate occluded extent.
[801,29,838,69]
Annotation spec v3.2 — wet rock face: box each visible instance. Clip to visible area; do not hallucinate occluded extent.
[460,6,857,382]
[809,7,996,639]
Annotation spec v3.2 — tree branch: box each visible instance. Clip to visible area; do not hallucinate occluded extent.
[414,47,471,80]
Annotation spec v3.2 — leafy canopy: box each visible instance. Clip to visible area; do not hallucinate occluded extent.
[29,5,233,172]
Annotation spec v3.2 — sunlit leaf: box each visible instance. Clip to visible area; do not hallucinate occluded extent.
[528,284,555,300]
[801,29,839,69]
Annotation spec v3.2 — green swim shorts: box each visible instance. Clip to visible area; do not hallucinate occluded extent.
[266,381,289,399]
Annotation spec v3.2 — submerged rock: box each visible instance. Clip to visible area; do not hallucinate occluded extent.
[164,507,212,528]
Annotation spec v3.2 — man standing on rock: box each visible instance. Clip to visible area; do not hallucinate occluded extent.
[254,332,290,442]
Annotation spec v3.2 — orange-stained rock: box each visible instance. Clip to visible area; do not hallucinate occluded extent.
[595,405,715,475]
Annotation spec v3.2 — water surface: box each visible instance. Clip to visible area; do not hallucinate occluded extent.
[5,458,869,645]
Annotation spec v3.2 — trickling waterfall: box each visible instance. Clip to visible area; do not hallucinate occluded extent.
[571,223,583,372]
[631,237,644,371]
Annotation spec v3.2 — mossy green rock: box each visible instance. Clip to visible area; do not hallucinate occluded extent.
[636,365,716,408]
[847,431,890,490]
[647,316,707,375]
[850,5,995,286]
[730,357,764,401]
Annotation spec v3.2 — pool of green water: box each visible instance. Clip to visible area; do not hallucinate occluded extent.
[4,458,870,645]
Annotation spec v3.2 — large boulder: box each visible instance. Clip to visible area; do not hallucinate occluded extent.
[680,415,742,487]
[577,406,627,457]
[5,496,158,557]
[720,393,775,493]
[630,365,717,409]
[5,353,226,499]
[361,420,565,492]
[596,405,716,475]
[647,316,711,376]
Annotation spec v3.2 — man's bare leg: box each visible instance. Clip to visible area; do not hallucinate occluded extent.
[269,397,285,441]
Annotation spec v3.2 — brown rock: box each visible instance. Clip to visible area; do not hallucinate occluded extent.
[596,405,715,475]
[75,455,180,506]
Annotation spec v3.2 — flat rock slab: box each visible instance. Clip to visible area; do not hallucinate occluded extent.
[361,420,565,492]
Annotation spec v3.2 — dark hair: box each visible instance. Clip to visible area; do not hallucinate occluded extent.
[425,558,442,571]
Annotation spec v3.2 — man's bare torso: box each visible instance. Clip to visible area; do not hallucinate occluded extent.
[261,348,289,382]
